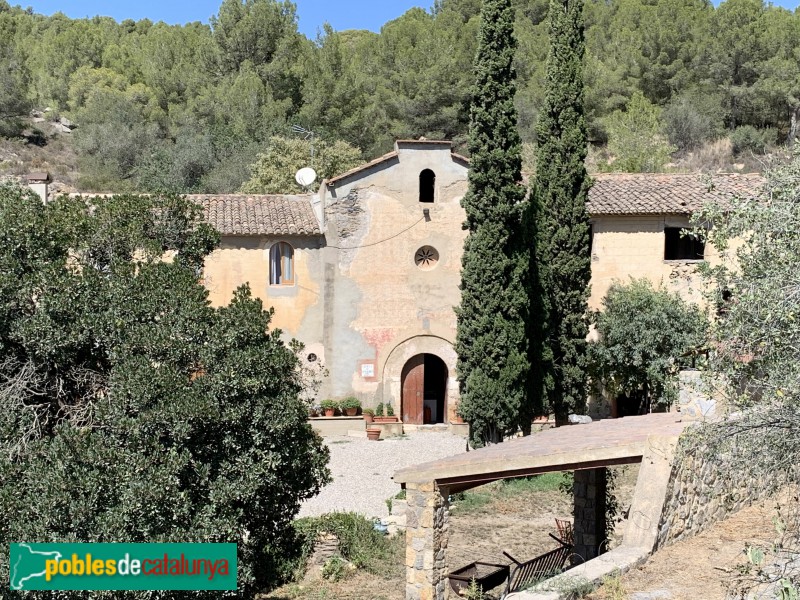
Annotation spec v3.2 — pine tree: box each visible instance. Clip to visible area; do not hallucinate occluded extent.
[530,0,592,425]
[455,0,528,447]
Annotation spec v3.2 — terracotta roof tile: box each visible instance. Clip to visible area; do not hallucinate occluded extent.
[587,173,765,216]
[189,194,321,236]
[26,172,51,182]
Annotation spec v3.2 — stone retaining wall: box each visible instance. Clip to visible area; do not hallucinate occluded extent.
[656,438,770,548]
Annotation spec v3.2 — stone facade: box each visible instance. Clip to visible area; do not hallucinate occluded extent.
[405,482,450,600]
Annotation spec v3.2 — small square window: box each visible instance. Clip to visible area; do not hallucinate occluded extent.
[664,227,704,261]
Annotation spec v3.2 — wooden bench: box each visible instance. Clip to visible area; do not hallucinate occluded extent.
[501,532,573,597]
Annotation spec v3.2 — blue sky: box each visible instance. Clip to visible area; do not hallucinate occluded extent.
[16,0,800,38]
[18,1,431,37]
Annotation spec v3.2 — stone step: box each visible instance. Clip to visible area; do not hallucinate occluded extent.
[403,424,449,432]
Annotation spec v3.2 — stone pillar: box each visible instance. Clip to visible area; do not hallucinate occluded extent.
[405,481,450,600]
[573,467,607,563]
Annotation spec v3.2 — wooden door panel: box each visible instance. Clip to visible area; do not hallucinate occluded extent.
[402,355,425,424]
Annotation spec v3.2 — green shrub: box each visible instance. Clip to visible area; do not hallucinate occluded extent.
[321,556,350,582]
[289,512,402,580]
[589,278,707,411]
[320,399,338,411]
[339,396,361,411]
[0,186,331,598]
[463,578,486,600]
[730,125,775,156]
[375,402,385,416]
[663,90,723,151]
[385,403,395,416]
[362,408,375,416]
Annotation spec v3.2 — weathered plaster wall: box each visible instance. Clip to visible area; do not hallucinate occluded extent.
[199,154,727,415]
[589,215,721,311]
[324,143,468,409]
[202,234,326,354]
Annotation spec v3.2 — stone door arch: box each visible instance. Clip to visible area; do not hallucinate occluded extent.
[381,336,458,424]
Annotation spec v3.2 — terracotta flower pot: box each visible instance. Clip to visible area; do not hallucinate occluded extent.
[374,416,398,423]
[366,428,381,441]
[324,408,335,417]
[345,407,358,416]
[363,414,374,424]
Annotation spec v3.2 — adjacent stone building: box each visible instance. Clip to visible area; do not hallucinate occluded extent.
[138,143,765,423]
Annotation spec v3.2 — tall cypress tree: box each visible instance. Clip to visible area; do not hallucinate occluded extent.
[455,0,528,447]
[530,0,592,425]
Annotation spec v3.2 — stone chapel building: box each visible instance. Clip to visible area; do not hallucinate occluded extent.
[185,140,764,426]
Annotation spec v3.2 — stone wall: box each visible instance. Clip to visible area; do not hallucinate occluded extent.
[656,438,771,548]
[573,468,607,563]
[674,370,718,419]
[405,482,450,600]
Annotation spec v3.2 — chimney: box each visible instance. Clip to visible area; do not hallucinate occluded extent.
[26,172,51,203]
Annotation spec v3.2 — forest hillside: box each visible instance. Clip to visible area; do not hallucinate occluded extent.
[0,0,796,193]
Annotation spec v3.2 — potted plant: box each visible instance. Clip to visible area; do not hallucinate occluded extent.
[320,399,337,417]
[340,396,361,417]
[362,408,375,424]
[374,402,398,423]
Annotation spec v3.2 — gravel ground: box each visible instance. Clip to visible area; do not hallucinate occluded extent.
[298,431,468,520]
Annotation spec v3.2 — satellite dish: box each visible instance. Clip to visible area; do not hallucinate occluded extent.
[295,167,317,187]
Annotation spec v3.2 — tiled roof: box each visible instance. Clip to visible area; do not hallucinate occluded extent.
[26,171,51,182]
[587,173,765,216]
[189,194,321,236]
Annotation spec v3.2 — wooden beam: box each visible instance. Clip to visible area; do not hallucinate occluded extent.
[440,456,642,494]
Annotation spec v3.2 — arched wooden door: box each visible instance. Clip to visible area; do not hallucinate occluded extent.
[401,354,425,424]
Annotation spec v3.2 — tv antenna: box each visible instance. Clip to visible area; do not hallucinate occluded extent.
[291,125,318,189]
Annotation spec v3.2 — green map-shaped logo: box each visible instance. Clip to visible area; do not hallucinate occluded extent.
[10,544,63,590]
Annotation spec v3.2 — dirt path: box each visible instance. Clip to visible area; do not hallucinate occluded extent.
[448,487,573,570]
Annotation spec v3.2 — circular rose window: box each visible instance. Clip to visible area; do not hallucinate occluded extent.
[414,246,439,270]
